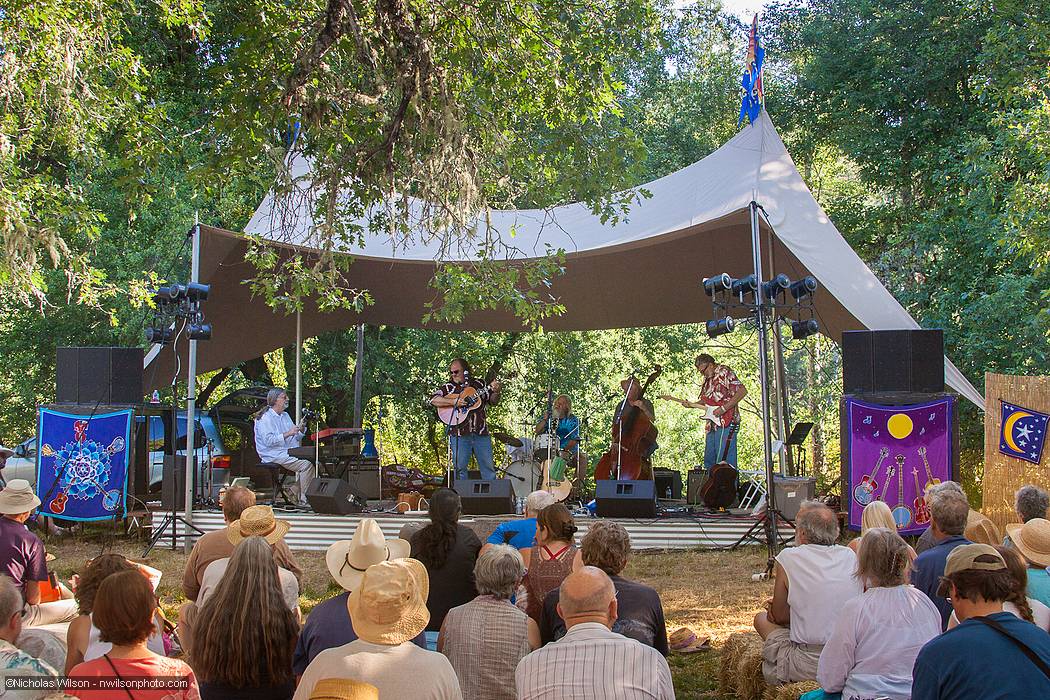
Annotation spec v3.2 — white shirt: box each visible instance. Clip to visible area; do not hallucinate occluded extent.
[294,639,463,700]
[198,557,300,612]
[817,585,941,700]
[515,622,674,700]
[949,598,1050,632]
[778,544,863,646]
[254,408,302,462]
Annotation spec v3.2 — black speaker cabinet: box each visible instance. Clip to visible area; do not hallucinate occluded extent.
[653,468,683,500]
[456,479,514,515]
[842,330,943,394]
[306,478,366,515]
[56,347,144,405]
[161,455,192,511]
[686,469,707,504]
[345,469,381,500]
[595,480,657,518]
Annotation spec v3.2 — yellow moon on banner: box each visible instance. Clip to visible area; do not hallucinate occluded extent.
[887,413,914,439]
[1002,410,1032,453]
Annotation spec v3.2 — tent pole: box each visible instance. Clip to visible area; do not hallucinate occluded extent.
[353,323,364,429]
[183,213,200,553]
[764,227,791,475]
[750,200,779,563]
[295,311,302,425]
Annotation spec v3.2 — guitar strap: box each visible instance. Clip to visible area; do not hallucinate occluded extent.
[972,616,1050,680]
[718,421,739,463]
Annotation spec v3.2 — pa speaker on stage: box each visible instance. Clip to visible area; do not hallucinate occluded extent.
[595,480,657,518]
[456,479,514,515]
[161,455,192,511]
[56,347,144,405]
[306,478,366,515]
[842,330,943,394]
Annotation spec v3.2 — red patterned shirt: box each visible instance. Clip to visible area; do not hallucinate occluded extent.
[700,364,744,425]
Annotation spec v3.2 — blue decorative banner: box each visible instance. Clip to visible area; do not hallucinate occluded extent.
[36,408,132,521]
[846,397,953,535]
[738,14,765,126]
[999,400,1048,465]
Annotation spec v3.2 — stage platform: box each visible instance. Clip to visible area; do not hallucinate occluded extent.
[154,508,795,552]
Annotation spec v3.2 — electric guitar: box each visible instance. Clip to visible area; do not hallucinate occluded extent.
[918,446,940,491]
[853,448,890,507]
[657,396,734,428]
[912,468,931,525]
[436,373,513,427]
[878,463,895,503]
[891,454,913,529]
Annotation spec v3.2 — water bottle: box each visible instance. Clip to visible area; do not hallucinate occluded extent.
[665,486,672,499]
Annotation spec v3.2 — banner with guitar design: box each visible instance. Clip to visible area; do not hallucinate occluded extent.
[846,397,954,535]
[35,408,132,521]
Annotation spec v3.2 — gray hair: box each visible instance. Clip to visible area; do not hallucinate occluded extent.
[796,501,839,546]
[255,388,288,420]
[525,490,556,515]
[473,545,525,600]
[928,481,969,535]
[0,576,21,623]
[1015,485,1049,523]
[856,528,911,588]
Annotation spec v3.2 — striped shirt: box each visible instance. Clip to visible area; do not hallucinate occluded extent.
[441,596,530,700]
[515,622,675,700]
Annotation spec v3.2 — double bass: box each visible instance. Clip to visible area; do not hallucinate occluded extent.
[594,366,662,481]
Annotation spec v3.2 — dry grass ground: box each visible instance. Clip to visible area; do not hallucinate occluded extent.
[45,529,774,699]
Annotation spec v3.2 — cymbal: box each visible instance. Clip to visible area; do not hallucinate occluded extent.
[491,431,523,448]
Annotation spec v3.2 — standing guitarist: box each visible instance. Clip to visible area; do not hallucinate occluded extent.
[661,353,746,471]
[431,358,502,481]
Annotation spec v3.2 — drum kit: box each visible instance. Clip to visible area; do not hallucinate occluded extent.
[490,426,585,501]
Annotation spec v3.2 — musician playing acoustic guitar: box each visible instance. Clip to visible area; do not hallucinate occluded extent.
[431,358,502,481]
[659,353,746,471]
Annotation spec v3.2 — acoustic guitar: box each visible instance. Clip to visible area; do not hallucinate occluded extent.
[540,454,573,502]
[435,373,513,427]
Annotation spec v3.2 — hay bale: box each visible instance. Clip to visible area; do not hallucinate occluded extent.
[719,632,761,695]
[735,640,768,700]
[763,680,820,700]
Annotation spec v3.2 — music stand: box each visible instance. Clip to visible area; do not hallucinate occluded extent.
[786,422,814,476]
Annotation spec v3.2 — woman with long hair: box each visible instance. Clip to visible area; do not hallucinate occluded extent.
[410,488,481,641]
[848,501,916,561]
[69,570,197,699]
[948,544,1050,631]
[520,503,583,622]
[191,536,300,700]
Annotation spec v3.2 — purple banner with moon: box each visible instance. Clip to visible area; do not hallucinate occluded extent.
[846,397,953,535]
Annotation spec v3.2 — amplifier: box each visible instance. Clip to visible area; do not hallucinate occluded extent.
[653,468,683,500]
[686,469,706,504]
[772,476,817,520]
[344,468,381,500]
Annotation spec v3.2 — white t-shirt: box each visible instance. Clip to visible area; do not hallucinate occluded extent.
[817,584,942,700]
[198,557,299,611]
[777,543,863,645]
[949,598,1050,632]
[293,639,462,700]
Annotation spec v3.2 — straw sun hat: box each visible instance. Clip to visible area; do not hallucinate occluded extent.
[1006,518,1050,568]
[347,559,430,645]
[308,678,379,700]
[326,518,411,592]
[227,505,290,545]
[0,479,41,515]
[669,627,711,653]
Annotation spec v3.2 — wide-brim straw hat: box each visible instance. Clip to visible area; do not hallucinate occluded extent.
[669,626,711,653]
[1007,518,1050,568]
[347,558,430,645]
[227,505,290,545]
[0,479,41,514]
[309,678,379,700]
[326,519,411,592]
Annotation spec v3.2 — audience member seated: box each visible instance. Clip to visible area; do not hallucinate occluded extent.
[1004,517,1050,606]
[964,509,1002,546]
[0,480,77,627]
[192,536,300,700]
[66,554,166,673]
[0,575,59,697]
[753,501,862,686]
[803,528,940,700]
[411,488,482,644]
[69,569,199,699]
[515,567,674,700]
[948,544,1050,632]
[483,491,556,552]
[539,520,668,655]
[182,485,302,601]
[293,559,463,700]
[910,482,972,628]
[911,543,1050,699]
[439,545,538,700]
[847,501,917,561]
[1005,485,1050,547]
[294,518,422,676]
[520,504,582,622]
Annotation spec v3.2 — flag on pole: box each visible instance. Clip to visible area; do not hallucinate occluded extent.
[739,14,765,126]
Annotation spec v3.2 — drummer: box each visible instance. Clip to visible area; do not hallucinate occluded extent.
[534,394,581,465]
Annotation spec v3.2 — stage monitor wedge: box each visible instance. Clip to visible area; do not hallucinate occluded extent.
[306,478,366,515]
[456,479,514,515]
[595,480,657,518]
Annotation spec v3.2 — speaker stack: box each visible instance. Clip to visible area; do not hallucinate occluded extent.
[56,347,144,405]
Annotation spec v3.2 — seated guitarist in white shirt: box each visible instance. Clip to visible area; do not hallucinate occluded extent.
[659,353,746,471]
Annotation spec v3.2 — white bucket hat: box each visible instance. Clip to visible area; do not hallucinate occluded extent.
[0,479,41,515]
[326,518,411,591]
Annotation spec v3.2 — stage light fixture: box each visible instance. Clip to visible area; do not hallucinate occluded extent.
[188,323,212,341]
[791,319,819,339]
[145,326,174,344]
[762,274,791,301]
[705,317,735,338]
[186,283,210,302]
[731,274,757,295]
[790,276,818,301]
[702,273,732,296]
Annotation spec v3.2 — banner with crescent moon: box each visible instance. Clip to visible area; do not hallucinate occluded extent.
[999,400,1048,465]
[845,397,954,535]
[35,408,132,521]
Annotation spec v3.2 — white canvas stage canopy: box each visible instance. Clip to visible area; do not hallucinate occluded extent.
[147,112,983,408]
